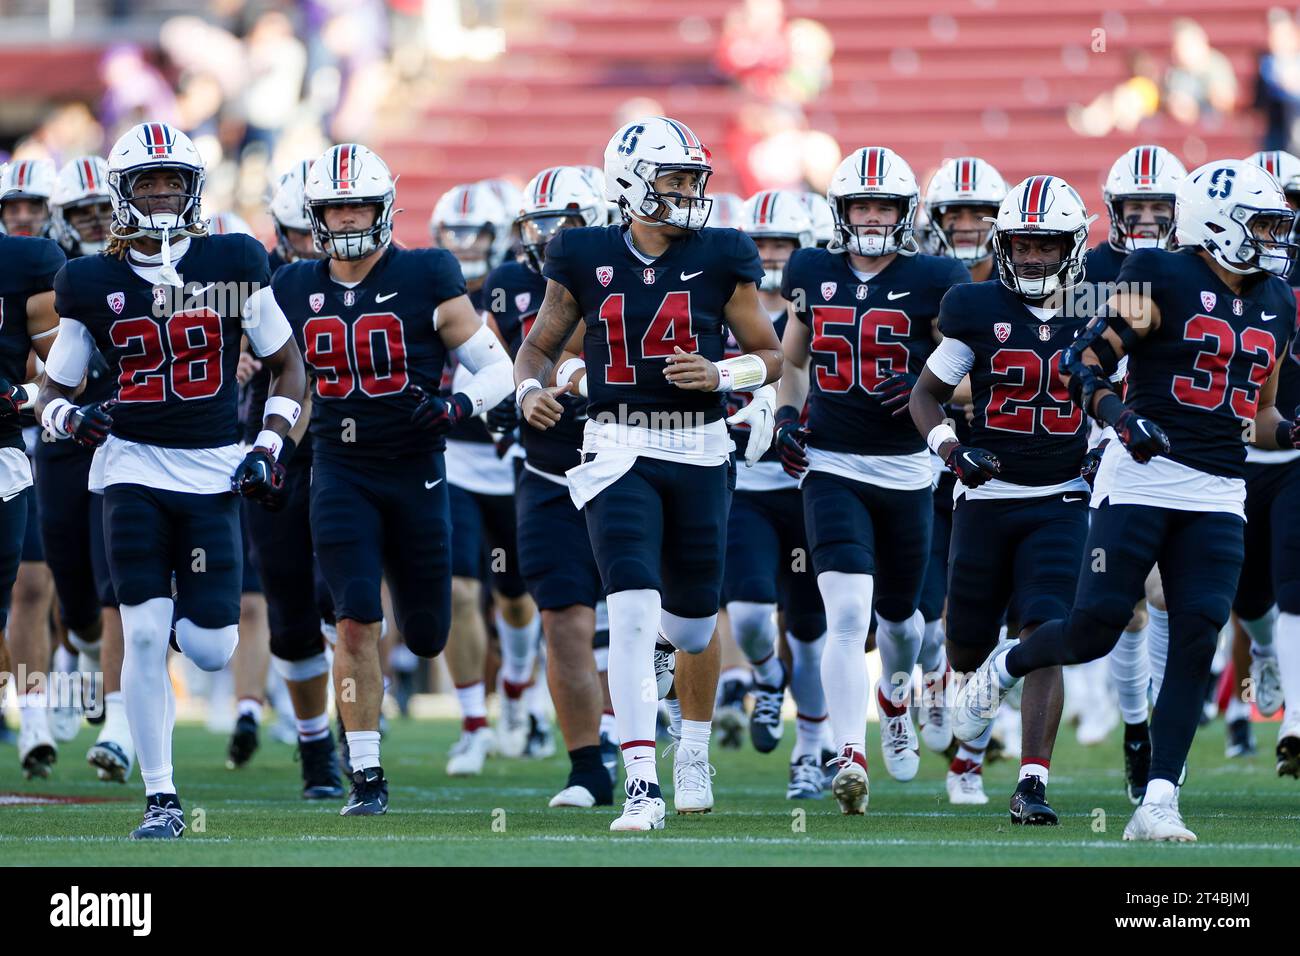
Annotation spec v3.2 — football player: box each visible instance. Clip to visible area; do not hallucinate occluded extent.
[277,144,512,814]
[38,155,132,782]
[953,160,1299,841]
[516,116,783,830]
[38,122,308,837]
[775,146,969,814]
[236,160,343,798]
[1234,149,1300,776]
[727,189,832,798]
[432,181,542,771]
[0,159,57,237]
[799,192,835,249]
[490,165,612,807]
[912,175,1096,820]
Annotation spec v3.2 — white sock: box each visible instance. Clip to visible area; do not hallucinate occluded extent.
[918,618,945,677]
[727,601,780,685]
[237,697,262,722]
[454,681,487,722]
[993,646,1018,688]
[52,644,76,677]
[599,711,618,742]
[1109,624,1151,725]
[1277,613,1300,715]
[497,610,540,688]
[1241,607,1278,658]
[955,723,993,767]
[817,571,873,754]
[296,711,330,742]
[665,697,682,736]
[346,730,381,771]
[19,689,50,736]
[1020,761,1049,785]
[526,667,551,721]
[1147,607,1170,700]
[607,589,662,784]
[98,691,131,748]
[121,597,178,795]
[789,631,826,722]
[793,713,827,760]
[1225,693,1251,722]
[680,718,710,754]
[1143,776,1176,806]
[875,609,924,707]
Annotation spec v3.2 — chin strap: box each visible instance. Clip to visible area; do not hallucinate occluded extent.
[156,226,183,287]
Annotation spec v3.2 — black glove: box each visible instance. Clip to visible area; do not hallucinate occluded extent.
[943,443,1001,488]
[1275,406,1300,449]
[1113,408,1170,464]
[1080,440,1107,488]
[67,399,116,448]
[485,395,518,434]
[410,385,473,435]
[0,378,25,421]
[231,446,286,508]
[774,405,809,479]
[877,371,917,418]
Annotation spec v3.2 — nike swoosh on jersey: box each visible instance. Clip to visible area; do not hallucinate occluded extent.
[189,283,216,296]
[680,271,703,281]
[424,478,443,489]
[886,291,910,300]
[1063,494,1087,502]
[1262,312,1277,321]
[376,292,399,303]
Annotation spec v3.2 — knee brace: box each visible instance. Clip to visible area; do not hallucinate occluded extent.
[271,651,330,683]
[660,609,716,654]
[174,618,239,672]
[726,601,778,662]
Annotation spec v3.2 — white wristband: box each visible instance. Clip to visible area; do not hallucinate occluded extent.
[42,398,74,439]
[713,353,768,392]
[253,429,284,460]
[556,357,586,387]
[263,396,301,426]
[927,422,959,456]
[516,378,542,409]
[17,383,38,410]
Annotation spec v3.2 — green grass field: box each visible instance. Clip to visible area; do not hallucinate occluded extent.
[1,717,1296,866]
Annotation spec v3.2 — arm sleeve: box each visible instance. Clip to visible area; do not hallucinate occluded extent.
[242,286,294,358]
[453,323,513,414]
[44,318,96,387]
[541,228,577,298]
[926,335,975,386]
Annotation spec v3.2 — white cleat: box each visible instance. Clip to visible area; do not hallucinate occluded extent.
[549,784,598,808]
[918,676,953,754]
[19,719,57,780]
[48,706,81,743]
[952,641,1017,743]
[877,709,920,783]
[672,744,715,814]
[829,747,869,815]
[1251,653,1284,717]
[1076,704,1118,747]
[445,726,496,776]
[497,697,529,759]
[1123,800,1197,842]
[946,767,989,805]
[610,779,666,831]
[87,737,133,783]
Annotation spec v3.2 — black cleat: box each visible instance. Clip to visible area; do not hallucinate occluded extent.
[1277,734,1300,779]
[299,735,345,800]
[749,664,787,755]
[715,677,748,750]
[1225,717,1256,758]
[1009,776,1058,826]
[599,731,619,787]
[130,793,186,839]
[1123,723,1151,805]
[226,713,260,769]
[340,766,388,816]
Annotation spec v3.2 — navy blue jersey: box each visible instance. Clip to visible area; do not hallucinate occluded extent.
[1118,248,1297,478]
[54,234,266,449]
[783,247,969,455]
[488,259,586,476]
[267,249,290,275]
[938,281,1090,485]
[724,309,786,463]
[1084,242,1128,286]
[275,245,464,460]
[0,236,63,450]
[1275,265,1300,421]
[240,247,294,447]
[543,224,765,423]
[443,284,515,446]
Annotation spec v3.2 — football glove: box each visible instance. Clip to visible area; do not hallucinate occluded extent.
[1080,441,1107,487]
[0,379,26,421]
[877,371,917,418]
[67,399,116,449]
[726,384,776,467]
[943,443,1001,488]
[1113,408,1170,464]
[231,446,286,508]
[485,395,518,435]
[1275,405,1300,449]
[410,385,473,435]
[774,404,809,479]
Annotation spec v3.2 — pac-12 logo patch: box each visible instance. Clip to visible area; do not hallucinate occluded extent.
[821,282,837,301]
[994,322,1011,343]
[515,292,531,313]
[107,292,125,315]
[309,293,324,313]
[596,266,613,287]
[1200,291,1216,312]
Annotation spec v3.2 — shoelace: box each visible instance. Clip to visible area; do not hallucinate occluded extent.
[791,757,823,790]
[672,748,716,792]
[1146,802,1185,830]
[882,715,914,754]
[621,777,660,816]
[142,802,186,833]
[963,667,998,719]
[956,770,983,794]
[752,689,783,726]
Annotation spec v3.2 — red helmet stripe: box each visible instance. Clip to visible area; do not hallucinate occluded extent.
[757,191,774,224]
[536,168,557,205]
[1023,175,1051,223]
[14,162,27,188]
[1268,152,1280,176]
[958,159,973,192]
[865,148,882,187]
[82,158,95,190]
[459,186,471,215]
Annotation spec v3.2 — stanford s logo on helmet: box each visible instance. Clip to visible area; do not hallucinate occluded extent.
[106,122,206,241]
[305,143,396,262]
[1177,159,1298,278]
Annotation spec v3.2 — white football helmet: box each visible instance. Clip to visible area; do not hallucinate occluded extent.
[577,165,619,224]
[1177,159,1297,277]
[1245,149,1300,207]
[1102,145,1186,252]
[740,190,814,291]
[269,159,317,261]
[106,122,206,240]
[305,143,396,261]
[209,211,255,236]
[516,166,606,273]
[827,146,919,257]
[798,191,835,247]
[710,192,745,230]
[604,116,713,230]
[431,182,509,282]
[925,156,1008,263]
[991,175,1095,298]
[0,158,58,237]
[52,156,112,254]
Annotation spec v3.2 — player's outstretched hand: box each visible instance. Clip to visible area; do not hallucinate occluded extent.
[727,384,776,467]
[664,347,720,390]
[943,443,1001,488]
[775,404,809,478]
[877,370,917,418]
[409,384,472,435]
[520,381,572,431]
[231,446,286,508]
[1113,409,1170,464]
[236,351,263,386]
[67,399,116,449]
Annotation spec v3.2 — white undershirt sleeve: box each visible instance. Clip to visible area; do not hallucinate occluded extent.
[926,335,976,387]
[242,286,294,358]
[43,318,96,388]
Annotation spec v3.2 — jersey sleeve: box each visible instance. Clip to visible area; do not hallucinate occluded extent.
[728,229,766,286]
[541,228,577,298]
[936,283,978,342]
[243,234,272,286]
[243,286,294,358]
[427,248,468,306]
[52,262,78,322]
[944,256,972,290]
[780,248,810,325]
[483,265,523,353]
[28,238,67,293]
